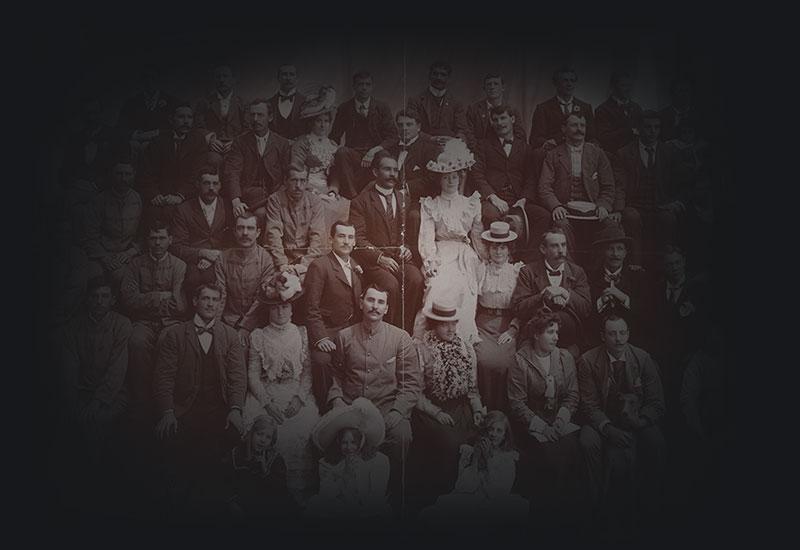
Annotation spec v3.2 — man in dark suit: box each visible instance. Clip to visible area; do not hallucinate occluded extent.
[465,74,526,150]
[116,65,179,154]
[510,228,591,358]
[578,315,666,532]
[538,112,616,261]
[222,99,292,225]
[153,283,246,507]
[330,71,397,199]
[595,71,643,157]
[349,153,425,334]
[587,225,649,348]
[138,103,212,223]
[193,64,247,158]
[268,64,306,139]
[659,75,703,141]
[304,221,363,409]
[612,111,687,268]
[529,66,596,151]
[407,61,468,143]
[170,165,232,294]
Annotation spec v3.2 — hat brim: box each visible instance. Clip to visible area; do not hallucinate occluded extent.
[502,206,530,245]
[260,289,304,305]
[426,159,476,173]
[592,236,634,248]
[422,308,460,322]
[312,398,385,452]
[481,229,518,243]
[299,106,336,120]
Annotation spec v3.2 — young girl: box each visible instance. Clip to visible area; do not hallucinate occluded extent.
[420,410,529,525]
[305,398,392,519]
[222,415,296,520]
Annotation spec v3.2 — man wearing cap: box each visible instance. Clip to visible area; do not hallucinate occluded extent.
[223,98,292,225]
[268,64,307,140]
[587,225,649,347]
[612,110,686,268]
[304,221,363,409]
[407,61,468,144]
[330,71,397,199]
[263,167,326,282]
[578,314,665,529]
[328,284,422,508]
[350,152,425,334]
[538,111,616,261]
[510,228,591,358]
[214,211,275,344]
[153,283,246,508]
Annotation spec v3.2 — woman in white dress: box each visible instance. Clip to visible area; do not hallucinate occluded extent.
[414,139,487,343]
[244,272,319,506]
[291,85,350,230]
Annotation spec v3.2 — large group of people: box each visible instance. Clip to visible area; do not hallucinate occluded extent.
[50,59,720,536]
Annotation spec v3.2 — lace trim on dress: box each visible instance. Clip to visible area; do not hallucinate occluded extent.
[420,191,482,236]
[422,330,476,402]
[254,324,304,383]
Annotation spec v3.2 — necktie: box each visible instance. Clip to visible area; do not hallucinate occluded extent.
[279,93,295,103]
[502,139,513,146]
[605,272,621,285]
[383,194,394,220]
[611,360,626,382]
[547,268,561,277]
[195,325,212,335]
[646,146,655,169]
[358,103,368,117]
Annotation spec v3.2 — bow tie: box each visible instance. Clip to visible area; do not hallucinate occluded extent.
[502,139,513,146]
[195,325,213,335]
[279,94,295,103]
[547,269,562,277]
[604,272,621,284]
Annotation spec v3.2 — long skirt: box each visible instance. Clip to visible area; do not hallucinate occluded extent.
[474,310,518,413]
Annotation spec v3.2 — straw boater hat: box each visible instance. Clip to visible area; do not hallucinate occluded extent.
[299,85,337,119]
[592,224,633,249]
[422,298,460,322]
[481,220,518,243]
[312,397,385,452]
[426,138,476,173]
[259,271,304,305]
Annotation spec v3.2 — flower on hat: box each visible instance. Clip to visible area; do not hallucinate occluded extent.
[426,138,476,173]
[261,271,303,303]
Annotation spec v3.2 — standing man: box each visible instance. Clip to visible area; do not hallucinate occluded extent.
[328,284,422,509]
[120,220,187,418]
[529,66,595,151]
[578,314,666,532]
[330,71,397,198]
[465,73,526,150]
[268,64,306,139]
[194,64,247,158]
[153,283,246,511]
[263,167,326,281]
[304,221,363,409]
[594,71,643,157]
[349,153,425,334]
[510,228,591,358]
[223,99,292,226]
[170,165,232,295]
[538,112,616,260]
[214,211,275,343]
[407,61,468,144]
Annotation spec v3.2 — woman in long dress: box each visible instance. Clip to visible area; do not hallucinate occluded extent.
[414,139,486,343]
[291,85,350,230]
[243,273,319,506]
[474,221,526,412]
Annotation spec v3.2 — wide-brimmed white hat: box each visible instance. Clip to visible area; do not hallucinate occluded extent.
[422,298,460,322]
[481,221,518,243]
[312,397,385,452]
[426,139,475,173]
[299,85,337,119]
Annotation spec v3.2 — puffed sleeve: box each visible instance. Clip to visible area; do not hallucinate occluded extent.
[467,192,487,261]
[418,196,438,265]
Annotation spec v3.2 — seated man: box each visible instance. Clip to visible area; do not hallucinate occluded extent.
[120,220,187,419]
[350,153,425,334]
[193,64,246,157]
[594,71,643,157]
[304,221,363,409]
[538,112,616,262]
[510,228,591,357]
[170,165,232,296]
[153,283,246,510]
[612,110,687,268]
[578,314,666,532]
[138,102,213,223]
[263,167,326,282]
[465,73,526,151]
[471,105,551,254]
[587,225,649,348]
[328,284,422,510]
[83,159,143,283]
[407,61,468,143]
[222,98,292,225]
[60,275,132,444]
[330,71,397,199]
[214,211,275,344]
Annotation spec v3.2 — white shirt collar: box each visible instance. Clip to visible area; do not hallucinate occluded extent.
[193,314,215,329]
[566,142,584,153]
[216,90,233,101]
[429,86,447,98]
[604,266,623,277]
[399,134,419,147]
[279,88,297,98]
[356,97,371,109]
[150,252,169,263]
[374,184,394,197]
[556,95,574,106]
[333,251,352,270]
[607,350,626,364]
[544,260,564,273]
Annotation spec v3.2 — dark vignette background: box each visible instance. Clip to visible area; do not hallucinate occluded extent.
[20,7,741,547]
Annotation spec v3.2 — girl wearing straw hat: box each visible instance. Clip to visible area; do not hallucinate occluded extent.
[413,139,487,343]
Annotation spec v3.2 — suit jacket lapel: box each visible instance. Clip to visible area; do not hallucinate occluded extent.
[581,145,594,200]
[211,94,222,121]
[369,189,392,234]
[185,322,201,358]
[328,252,352,288]
[558,146,571,175]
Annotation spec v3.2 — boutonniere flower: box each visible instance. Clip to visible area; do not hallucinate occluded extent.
[353,264,363,275]
[678,300,695,318]
[573,105,580,112]
[592,171,598,180]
